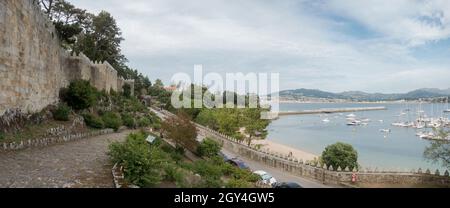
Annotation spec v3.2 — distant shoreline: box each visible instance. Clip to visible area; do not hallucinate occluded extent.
[278,100,440,104]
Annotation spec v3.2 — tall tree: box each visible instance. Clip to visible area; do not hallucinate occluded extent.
[243,108,269,144]
[74,11,127,68]
[153,79,165,89]
[322,142,359,171]
[424,129,450,169]
[39,0,88,48]
[38,1,153,95]
[38,0,55,15]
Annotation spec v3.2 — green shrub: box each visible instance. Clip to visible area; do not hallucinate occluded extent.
[220,161,236,176]
[110,88,118,97]
[197,177,224,188]
[322,142,358,171]
[175,145,185,155]
[161,144,174,153]
[118,97,146,113]
[53,103,71,121]
[192,160,223,179]
[83,113,104,129]
[231,168,260,183]
[122,114,136,128]
[0,132,5,141]
[226,179,253,188]
[160,144,184,163]
[197,138,222,158]
[122,83,132,98]
[102,112,123,131]
[108,132,166,187]
[152,122,162,131]
[138,117,151,127]
[63,80,97,110]
[164,164,184,185]
[170,152,183,163]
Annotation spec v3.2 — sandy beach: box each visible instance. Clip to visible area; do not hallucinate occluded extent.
[253,140,318,162]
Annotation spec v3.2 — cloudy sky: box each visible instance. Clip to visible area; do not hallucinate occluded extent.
[70,0,450,93]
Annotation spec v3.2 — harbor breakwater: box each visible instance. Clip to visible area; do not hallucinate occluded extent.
[277,106,387,116]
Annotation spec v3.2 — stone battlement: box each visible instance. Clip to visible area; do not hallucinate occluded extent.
[0,0,134,116]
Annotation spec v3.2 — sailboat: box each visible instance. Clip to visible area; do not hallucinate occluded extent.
[444,98,450,113]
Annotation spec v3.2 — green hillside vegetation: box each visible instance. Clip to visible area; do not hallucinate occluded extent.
[108,132,260,188]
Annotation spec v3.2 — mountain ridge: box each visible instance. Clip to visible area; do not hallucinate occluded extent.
[278,88,450,101]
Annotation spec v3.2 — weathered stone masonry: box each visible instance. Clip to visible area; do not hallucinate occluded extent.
[0,0,134,116]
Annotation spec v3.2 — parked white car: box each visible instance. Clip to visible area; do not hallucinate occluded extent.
[253,170,277,186]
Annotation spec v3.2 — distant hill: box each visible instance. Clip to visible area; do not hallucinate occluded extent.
[278,88,450,101]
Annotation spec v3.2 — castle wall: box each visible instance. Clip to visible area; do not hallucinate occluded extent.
[0,0,133,116]
[0,0,69,115]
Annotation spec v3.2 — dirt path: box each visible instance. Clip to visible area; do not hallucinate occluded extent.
[0,130,133,188]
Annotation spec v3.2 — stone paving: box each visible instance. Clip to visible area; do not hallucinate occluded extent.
[0,130,133,188]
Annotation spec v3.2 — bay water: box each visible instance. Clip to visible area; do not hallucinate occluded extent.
[267,103,450,172]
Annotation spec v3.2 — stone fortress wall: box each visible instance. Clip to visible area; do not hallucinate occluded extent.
[0,0,134,116]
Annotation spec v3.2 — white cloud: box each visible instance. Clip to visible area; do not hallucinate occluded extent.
[69,0,450,93]
[323,0,450,46]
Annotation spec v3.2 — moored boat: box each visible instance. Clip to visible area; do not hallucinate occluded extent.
[346,113,356,118]
[380,129,391,133]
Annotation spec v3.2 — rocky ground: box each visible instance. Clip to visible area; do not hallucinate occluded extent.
[0,130,133,188]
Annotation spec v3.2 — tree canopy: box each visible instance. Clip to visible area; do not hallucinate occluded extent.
[38,0,152,96]
[424,129,450,169]
[197,138,222,158]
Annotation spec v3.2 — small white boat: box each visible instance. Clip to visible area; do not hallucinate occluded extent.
[380,129,391,133]
[391,122,404,127]
[417,132,443,140]
[347,119,362,126]
[346,113,356,118]
[414,123,425,129]
[392,122,413,128]
[420,133,435,140]
[444,109,450,113]
[347,121,358,126]
[322,118,330,123]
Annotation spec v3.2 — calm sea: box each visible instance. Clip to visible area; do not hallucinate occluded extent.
[267,103,450,171]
